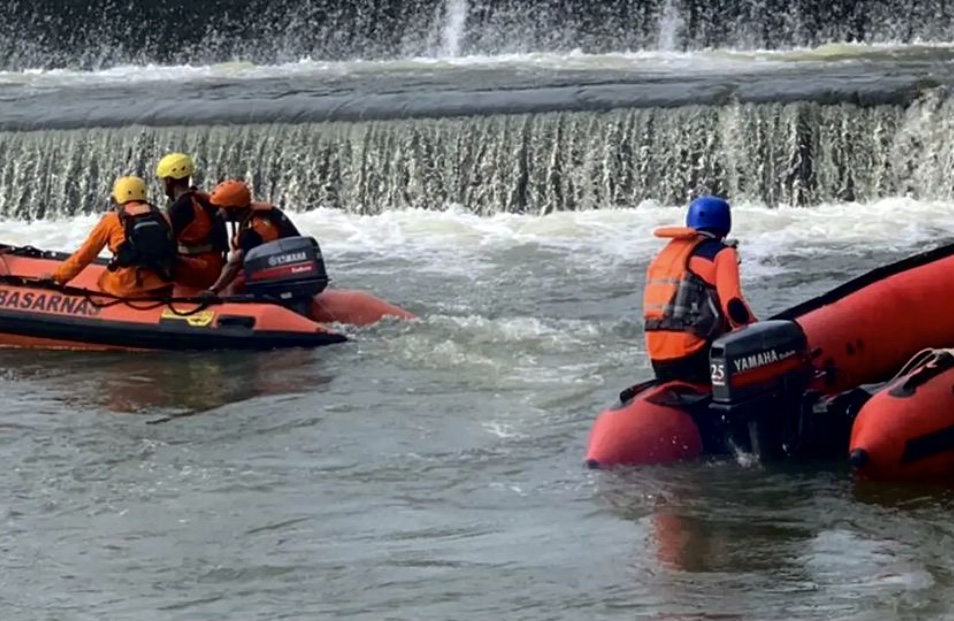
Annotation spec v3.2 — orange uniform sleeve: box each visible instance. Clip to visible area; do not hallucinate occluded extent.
[52,215,113,285]
[713,246,758,328]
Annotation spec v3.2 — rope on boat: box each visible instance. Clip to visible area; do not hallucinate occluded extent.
[0,244,284,317]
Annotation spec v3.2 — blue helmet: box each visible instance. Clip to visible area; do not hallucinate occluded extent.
[686,195,731,237]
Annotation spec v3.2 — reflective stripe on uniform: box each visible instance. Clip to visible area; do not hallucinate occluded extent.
[178,242,215,255]
[642,237,724,340]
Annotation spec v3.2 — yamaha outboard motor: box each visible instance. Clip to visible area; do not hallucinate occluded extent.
[243,236,330,316]
[707,320,815,461]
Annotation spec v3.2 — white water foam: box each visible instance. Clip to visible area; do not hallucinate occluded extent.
[6,198,941,437]
[4,197,950,280]
[311,196,954,281]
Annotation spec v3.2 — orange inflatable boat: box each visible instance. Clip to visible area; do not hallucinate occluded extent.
[0,237,414,352]
[586,241,954,469]
[848,348,954,483]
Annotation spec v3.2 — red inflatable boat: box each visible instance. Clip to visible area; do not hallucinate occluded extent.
[848,348,954,483]
[586,242,954,469]
[0,238,414,352]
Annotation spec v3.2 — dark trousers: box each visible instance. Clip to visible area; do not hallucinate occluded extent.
[651,345,712,386]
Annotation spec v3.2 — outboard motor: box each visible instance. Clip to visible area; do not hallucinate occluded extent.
[707,319,815,461]
[242,236,330,316]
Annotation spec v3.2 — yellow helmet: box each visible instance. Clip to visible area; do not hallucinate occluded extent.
[112,176,148,204]
[155,152,195,180]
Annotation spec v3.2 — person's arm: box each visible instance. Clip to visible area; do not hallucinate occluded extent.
[713,246,757,328]
[51,215,112,285]
[206,229,263,294]
[207,250,244,295]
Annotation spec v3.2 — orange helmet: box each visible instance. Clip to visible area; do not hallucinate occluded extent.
[210,179,252,209]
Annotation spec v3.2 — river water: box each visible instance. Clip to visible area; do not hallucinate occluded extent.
[1,201,954,620]
[3,2,954,613]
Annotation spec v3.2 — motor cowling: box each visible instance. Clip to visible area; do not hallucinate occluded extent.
[707,319,815,460]
[709,319,812,403]
[243,236,330,312]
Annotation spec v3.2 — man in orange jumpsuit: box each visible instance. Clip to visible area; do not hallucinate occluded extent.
[155,152,229,290]
[642,195,758,385]
[49,176,178,298]
[202,179,302,296]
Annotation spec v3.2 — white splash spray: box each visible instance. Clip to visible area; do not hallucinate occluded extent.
[438,0,469,58]
[656,0,685,52]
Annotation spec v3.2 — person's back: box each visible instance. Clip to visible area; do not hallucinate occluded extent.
[52,177,177,298]
[155,153,230,290]
[170,189,229,285]
[642,195,757,385]
[112,201,178,281]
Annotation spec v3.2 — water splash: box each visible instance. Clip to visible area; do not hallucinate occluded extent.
[6,98,954,218]
[656,0,685,52]
[3,0,954,71]
[438,0,469,58]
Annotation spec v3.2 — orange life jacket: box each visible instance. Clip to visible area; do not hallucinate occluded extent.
[177,190,229,256]
[643,226,726,342]
[231,202,302,250]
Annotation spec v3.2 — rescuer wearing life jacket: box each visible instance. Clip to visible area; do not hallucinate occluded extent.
[46,176,179,298]
[155,152,230,290]
[643,195,758,385]
[203,179,303,296]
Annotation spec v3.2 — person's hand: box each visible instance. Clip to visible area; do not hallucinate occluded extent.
[198,289,218,299]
